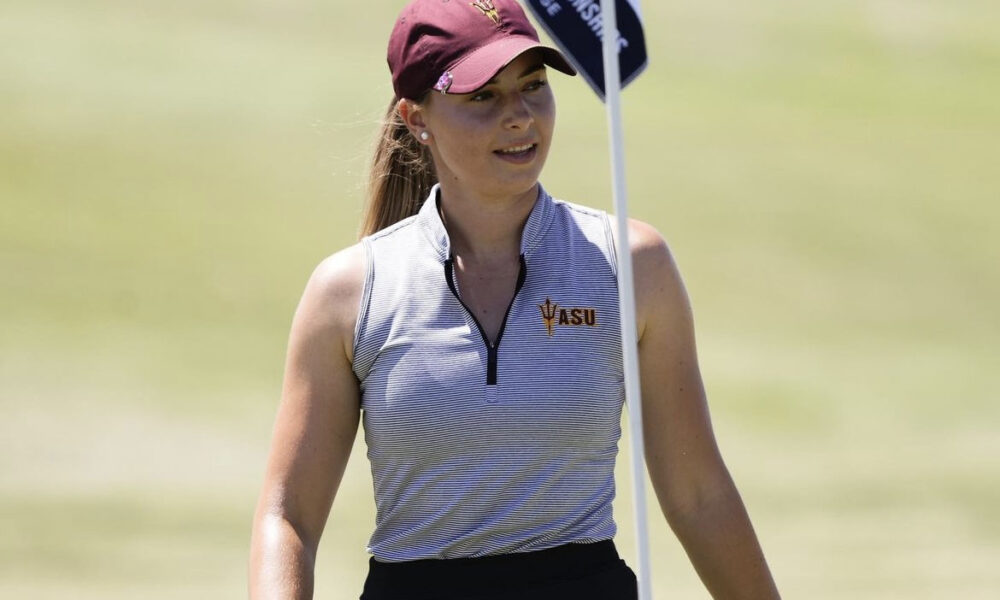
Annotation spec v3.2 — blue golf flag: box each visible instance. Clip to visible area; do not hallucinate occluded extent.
[523,0,647,100]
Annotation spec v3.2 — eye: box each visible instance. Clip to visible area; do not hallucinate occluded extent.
[469,90,495,102]
[525,78,548,92]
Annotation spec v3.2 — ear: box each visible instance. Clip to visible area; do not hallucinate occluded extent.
[397,98,429,143]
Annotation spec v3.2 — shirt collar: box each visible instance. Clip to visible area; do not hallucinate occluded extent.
[417,183,555,261]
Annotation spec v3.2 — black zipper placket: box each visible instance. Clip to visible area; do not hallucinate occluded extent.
[443,255,527,386]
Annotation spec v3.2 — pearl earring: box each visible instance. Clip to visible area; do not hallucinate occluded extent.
[420,131,430,141]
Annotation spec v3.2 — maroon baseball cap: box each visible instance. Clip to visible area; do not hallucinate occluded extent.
[388,0,576,100]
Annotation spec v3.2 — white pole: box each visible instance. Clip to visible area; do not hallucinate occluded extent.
[600,1,652,599]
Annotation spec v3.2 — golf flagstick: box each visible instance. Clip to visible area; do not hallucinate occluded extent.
[521,2,651,597]
[600,2,653,599]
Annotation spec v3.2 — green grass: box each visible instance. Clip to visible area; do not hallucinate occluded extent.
[2,0,998,597]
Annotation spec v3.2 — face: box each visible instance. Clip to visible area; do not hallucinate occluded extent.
[402,50,556,201]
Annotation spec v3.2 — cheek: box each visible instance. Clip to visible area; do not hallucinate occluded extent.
[446,117,491,147]
[432,118,493,175]
[530,93,556,138]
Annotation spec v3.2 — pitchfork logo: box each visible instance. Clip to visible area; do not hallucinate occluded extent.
[471,0,501,25]
[538,297,597,337]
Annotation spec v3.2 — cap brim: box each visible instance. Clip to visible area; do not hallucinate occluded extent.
[444,36,576,95]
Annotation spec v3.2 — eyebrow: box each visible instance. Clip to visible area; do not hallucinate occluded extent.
[484,62,547,86]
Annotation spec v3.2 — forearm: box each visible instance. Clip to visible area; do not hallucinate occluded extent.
[249,513,317,600]
[665,485,780,600]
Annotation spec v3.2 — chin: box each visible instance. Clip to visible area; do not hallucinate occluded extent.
[491,172,543,197]
[498,160,547,188]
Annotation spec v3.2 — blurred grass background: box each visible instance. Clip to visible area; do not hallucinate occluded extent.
[2,0,998,597]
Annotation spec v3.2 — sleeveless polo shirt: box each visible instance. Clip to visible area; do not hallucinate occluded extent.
[353,184,624,562]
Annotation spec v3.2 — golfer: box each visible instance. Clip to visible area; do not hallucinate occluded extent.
[250,1,779,598]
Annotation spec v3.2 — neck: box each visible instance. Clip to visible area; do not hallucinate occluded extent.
[437,181,538,264]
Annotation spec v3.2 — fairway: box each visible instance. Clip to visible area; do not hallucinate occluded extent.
[2,1,999,598]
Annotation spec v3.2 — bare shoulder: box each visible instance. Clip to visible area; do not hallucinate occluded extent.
[611,218,691,340]
[294,243,367,361]
[609,217,674,269]
[627,218,672,266]
[628,218,683,287]
[306,243,366,306]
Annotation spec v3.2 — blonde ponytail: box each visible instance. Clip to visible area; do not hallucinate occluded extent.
[360,97,436,238]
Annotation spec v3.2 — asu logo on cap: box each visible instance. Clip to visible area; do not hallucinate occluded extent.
[471,0,501,26]
[538,297,597,337]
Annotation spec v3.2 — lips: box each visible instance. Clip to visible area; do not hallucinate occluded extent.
[496,143,536,155]
[493,142,538,162]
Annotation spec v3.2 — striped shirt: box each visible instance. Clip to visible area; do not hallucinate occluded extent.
[353,184,624,562]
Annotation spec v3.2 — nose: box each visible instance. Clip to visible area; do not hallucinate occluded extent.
[502,92,533,131]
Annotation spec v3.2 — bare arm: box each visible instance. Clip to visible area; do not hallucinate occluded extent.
[249,244,366,599]
[629,220,780,599]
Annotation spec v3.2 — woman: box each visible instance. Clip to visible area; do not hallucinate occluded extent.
[250,1,780,598]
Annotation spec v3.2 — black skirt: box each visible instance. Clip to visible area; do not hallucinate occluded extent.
[359,540,638,600]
